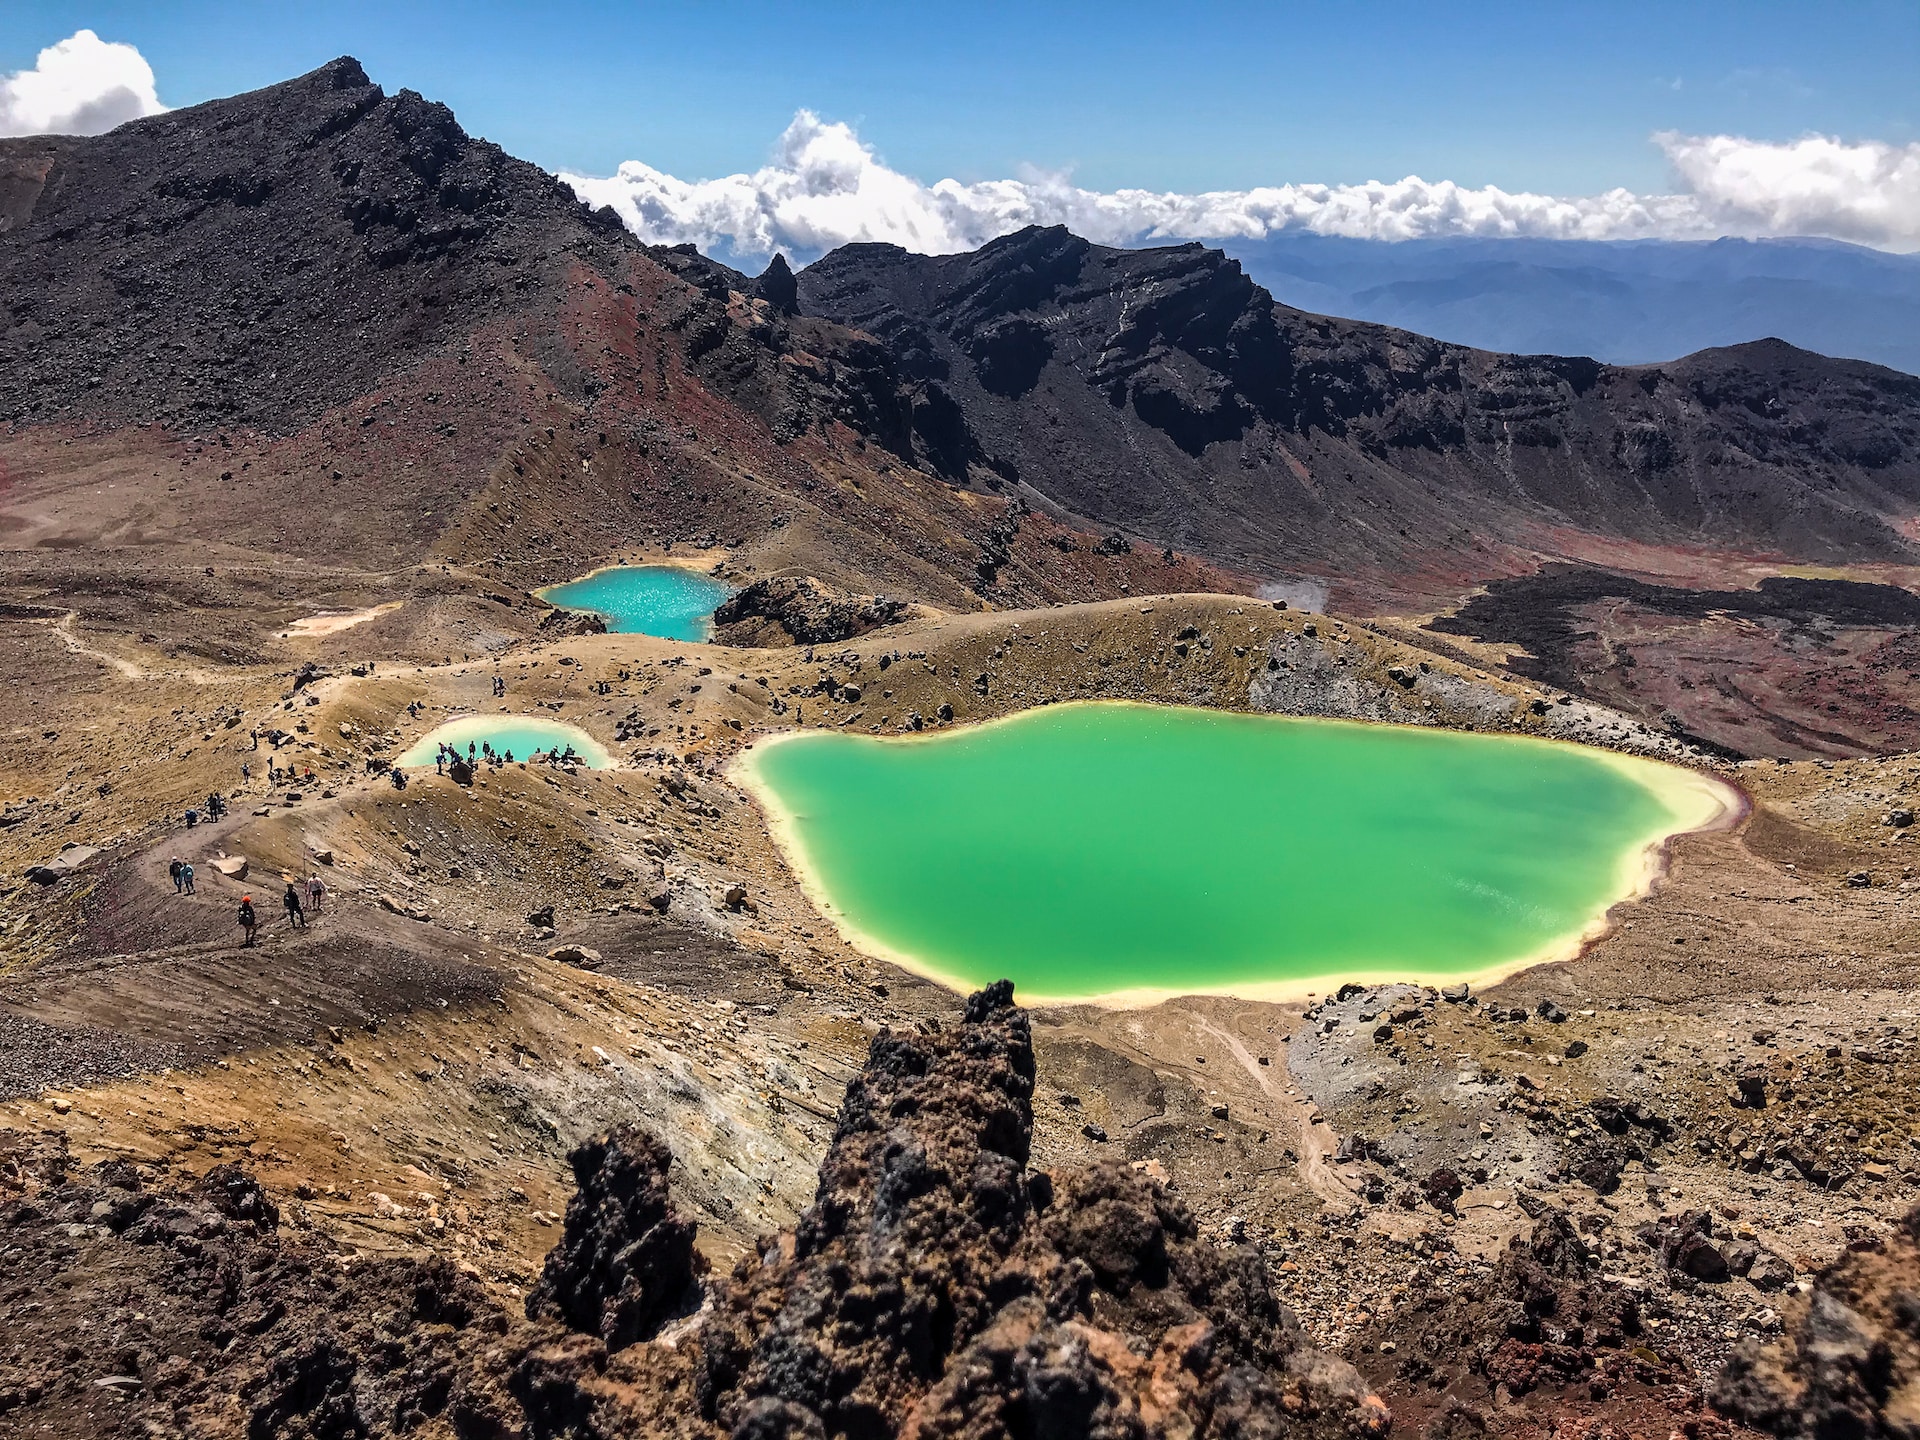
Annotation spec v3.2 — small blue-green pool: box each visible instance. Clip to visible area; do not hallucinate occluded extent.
[538,565,731,641]
[398,716,615,769]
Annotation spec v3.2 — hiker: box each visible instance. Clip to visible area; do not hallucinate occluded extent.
[184,807,200,828]
[435,751,444,775]
[306,873,325,914]
[241,763,251,784]
[390,767,408,790]
[168,856,184,893]
[180,861,195,895]
[237,895,257,946]
[207,791,226,819]
[283,882,305,929]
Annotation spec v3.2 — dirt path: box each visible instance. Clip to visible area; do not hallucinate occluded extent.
[46,611,144,679]
[42,611,241,686]
[1194,1016,1357,1213]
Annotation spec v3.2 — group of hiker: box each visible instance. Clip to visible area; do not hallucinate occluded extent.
[183,791,229,828]
[233,875,324,946]
[430,738,579,775]
[169,853,324,948]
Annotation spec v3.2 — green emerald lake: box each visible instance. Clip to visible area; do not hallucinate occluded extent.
[736,702,1732,1003]
[538,565,731,641]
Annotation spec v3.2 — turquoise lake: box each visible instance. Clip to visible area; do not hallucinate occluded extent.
[537,565,731,641]
[397,716,614,769]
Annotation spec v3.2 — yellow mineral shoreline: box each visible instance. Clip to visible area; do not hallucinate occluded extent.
[728,701,1748,1011]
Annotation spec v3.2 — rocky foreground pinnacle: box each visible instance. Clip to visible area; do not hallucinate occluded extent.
[689,978,1390,1438]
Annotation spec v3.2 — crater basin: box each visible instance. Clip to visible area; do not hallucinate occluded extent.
[397,716,614,769]
[538,565,731,641]
[733,701,1738,1005]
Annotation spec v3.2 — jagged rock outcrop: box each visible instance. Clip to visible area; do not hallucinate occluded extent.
[798,225,1920,596]
[710,575,909,648]
[526,1123,706,1348]
[695,979,1390,1439]
[0,987,1395,1440]
[1351,1201,1678,1435]
[756,253,800,315]
[1713,1203,1920,1438]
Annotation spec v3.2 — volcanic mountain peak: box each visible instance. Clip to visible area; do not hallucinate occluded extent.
[0,54,631,433]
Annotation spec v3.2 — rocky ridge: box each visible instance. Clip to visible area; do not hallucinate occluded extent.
[797,226,1920,602]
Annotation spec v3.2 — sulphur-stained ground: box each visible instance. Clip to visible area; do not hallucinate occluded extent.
[0,578,1917,1437]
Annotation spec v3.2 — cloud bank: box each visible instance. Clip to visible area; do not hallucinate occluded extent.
[0,29,166,138]
[564,113,1920,260]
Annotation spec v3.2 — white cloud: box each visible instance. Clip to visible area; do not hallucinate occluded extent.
[0,29,166,138]
[1657,131,1920,250]
[564,114,1920,261]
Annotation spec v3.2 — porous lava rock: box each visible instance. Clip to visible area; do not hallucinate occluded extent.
[1712,1202,1920,1438]
[695,979,1390,1439]
[710,575,909,648]
[526,1122,706,1348]
[1351,1203,1675,1434]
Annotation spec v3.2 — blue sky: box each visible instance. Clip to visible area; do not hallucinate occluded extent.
[4,0,1915,195]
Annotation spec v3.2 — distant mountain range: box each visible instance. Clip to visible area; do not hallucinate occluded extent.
[1214,234,1920,376]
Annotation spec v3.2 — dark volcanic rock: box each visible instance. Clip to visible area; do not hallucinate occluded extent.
[696,979,1391,1439]
[0,57,633,432]
[798,225,1920,594]
[710,574,908,647]
[756,252,800,315]
[1353,1204,1662,1435]
[1713,1204,1920,1439]
[526,1123,706,1349]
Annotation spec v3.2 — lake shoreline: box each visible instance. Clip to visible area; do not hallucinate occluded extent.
[731,700,1749,1009]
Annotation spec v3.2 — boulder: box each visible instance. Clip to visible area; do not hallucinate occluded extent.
[213,855,249,879]
[1748,1248,1796,1292]
[25,844,100,884]
[547,945,603,969]
[710,576,907,648]
[1646,1209,1731,1281]
[1569,1137,1631,1194]
[1674,1232,1730,1281]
